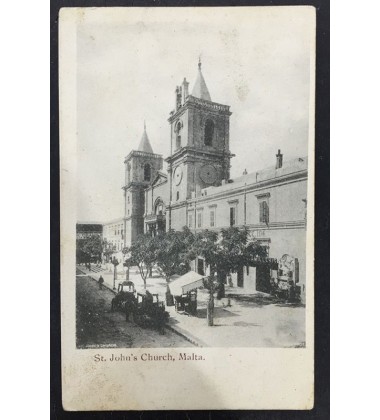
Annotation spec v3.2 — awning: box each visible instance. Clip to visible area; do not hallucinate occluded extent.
[169,271,205,296]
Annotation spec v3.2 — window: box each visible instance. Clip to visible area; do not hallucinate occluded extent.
[210,210,215,227]
[259,201,269,224]
[197,212,203,228]
[144,164,151,181]
[188,214,193,228]
[127,195,130,204]
[230,207,236,226]
[204,119,214,146]
[127,163,131,183]
[176,191,180,201]
[175,121,182,150]
[155,203,164,215]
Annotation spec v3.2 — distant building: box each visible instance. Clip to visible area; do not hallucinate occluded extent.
[76,222,103,240]
[102,218,125,253]
[105,60,308,301]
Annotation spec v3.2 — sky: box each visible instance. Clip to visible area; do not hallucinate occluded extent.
[76,7,315,222]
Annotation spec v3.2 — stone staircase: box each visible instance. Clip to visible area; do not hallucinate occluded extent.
[80,265,106,274]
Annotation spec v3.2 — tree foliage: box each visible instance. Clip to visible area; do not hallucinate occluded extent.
[187,227,267,306]
[77,235,103,263]
[153,227,194,282]
[102,239,115,261]
[218,226,267,274]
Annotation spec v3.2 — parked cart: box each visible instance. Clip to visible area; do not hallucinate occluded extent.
[169,271,205,316]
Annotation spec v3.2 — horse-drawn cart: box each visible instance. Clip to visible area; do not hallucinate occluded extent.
[134,291,169,334]
[111,282,169,334]
[111,281,136,312]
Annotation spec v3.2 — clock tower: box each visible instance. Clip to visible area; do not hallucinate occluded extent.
[166,60,234,227]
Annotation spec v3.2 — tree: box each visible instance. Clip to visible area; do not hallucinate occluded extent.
[188,230,220,326]
[189,227,267,325]
[102,239,115,263]
[124,234,157,289]
[153,227,194,282]
[78,235,103,268]
[216,227,267,298]
[122,246,131,280]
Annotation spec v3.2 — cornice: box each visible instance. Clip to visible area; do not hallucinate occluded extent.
[168,95,231,123]
[184,220,306,233]
[124,150,162,163]
[166,146,233,164]
[187,169,307,206]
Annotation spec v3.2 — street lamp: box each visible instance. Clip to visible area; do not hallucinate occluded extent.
[112,257,119,290]
[122,248,131,281]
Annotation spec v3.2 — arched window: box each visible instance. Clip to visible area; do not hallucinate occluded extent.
[204,119,214,146]
[154,199,165,216]
[144,163,151,181]
[127,163,131,183]
[175,121,182,150]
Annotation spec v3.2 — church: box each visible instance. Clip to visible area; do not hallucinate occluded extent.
[103,60,308,302]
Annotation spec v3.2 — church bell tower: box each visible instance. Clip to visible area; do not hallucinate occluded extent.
[123,123,163,246]
[166,60,233,218]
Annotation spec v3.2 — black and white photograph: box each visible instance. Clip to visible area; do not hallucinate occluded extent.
[60,6,315,410]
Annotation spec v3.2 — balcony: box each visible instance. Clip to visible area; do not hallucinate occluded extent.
[145,213,165,224]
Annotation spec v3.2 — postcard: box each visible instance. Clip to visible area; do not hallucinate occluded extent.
[60,6,315,410]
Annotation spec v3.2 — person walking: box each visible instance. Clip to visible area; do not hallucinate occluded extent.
[98,275,104,290]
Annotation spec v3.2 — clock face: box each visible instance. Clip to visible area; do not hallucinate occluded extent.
[174,165,183,186]
[200,164,217,185]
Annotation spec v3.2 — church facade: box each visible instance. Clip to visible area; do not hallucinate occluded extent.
[106,61,308,301]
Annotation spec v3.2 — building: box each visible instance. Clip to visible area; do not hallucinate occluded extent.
[107,60,308,301]
[102,218,124,253]
[76,222,103,240]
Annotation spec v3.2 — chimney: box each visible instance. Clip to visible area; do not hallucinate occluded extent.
[175,86,182,111]
[182,78,189,104]
[276,149,283,169]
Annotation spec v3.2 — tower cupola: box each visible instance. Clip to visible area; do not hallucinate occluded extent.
[138,121,154,154]
[191,58,212,101]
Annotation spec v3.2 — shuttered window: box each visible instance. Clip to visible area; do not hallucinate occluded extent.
[197,212,203,228]
[210,210,215,227]
[259,201,269,224]
[230,207,236,226]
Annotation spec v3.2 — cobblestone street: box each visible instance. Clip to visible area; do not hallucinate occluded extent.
[76,273,194,348]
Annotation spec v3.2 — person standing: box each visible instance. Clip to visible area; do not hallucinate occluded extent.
[98,275,104,290]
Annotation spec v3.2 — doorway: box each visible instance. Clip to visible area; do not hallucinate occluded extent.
[197,258,205,276]
[256,265,271,293]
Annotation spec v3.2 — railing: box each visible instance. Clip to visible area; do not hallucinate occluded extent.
[187,95,230,112]
[124,150,162,161]
[145,213,165,222]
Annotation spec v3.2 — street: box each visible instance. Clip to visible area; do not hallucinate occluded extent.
[77,265,305,348]
[76,273,194,348]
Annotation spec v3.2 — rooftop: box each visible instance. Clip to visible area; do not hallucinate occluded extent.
[200,156,308,198]
[138,121,154,154]
[191,60,212,101]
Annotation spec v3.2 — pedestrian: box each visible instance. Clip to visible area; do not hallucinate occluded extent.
[227,273,233,287]
[98,275,104,290]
